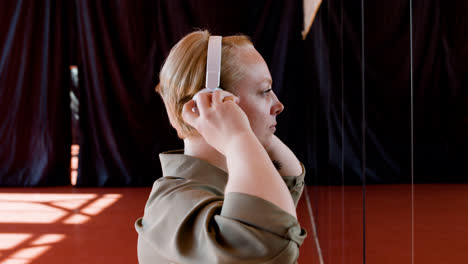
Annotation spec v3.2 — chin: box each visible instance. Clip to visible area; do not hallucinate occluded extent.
[259,134,274,149]
[253,128,274,147]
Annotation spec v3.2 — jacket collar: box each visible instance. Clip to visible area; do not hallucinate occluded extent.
[159,149,228,191]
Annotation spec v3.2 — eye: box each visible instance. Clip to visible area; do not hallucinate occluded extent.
[263,88,272,94]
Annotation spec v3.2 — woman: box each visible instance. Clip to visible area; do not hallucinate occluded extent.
[136,30,306,264]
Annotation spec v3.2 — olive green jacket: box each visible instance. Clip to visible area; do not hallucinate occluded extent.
[135,150,307,264]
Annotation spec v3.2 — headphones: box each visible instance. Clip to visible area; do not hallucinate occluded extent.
[192,36,223,108]
[205,36,222,89]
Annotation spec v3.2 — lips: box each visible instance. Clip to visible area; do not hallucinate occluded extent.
[269,123,277,132]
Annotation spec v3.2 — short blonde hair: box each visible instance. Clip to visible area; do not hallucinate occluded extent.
[156,30,253,139]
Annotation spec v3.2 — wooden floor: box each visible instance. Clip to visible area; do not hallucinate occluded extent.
[0,184,467,263]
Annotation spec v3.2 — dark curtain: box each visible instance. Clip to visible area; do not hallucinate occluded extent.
[73,0,305,186]
[0,0,71,186]
[2,0,467,186]
[72,1,179,186]
[306,0,468,184]
[412,1,468,183]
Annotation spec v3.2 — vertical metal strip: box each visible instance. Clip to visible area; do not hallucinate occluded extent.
[340,0,346,263]
[305,187,325,264]
[361,0,367,262]
[410,0,415,263]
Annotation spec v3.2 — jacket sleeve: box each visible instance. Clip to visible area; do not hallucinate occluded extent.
[281,162,306,207]
[135,178,307,264]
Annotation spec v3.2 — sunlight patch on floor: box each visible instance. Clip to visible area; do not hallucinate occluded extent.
[0,235,32,251]
[0,192,122,263]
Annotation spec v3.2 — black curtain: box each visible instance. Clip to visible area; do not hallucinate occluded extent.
[0,0,71,186]
[305,0,468,184]
[73,0,304,186]
[72,1,178,186]
[2,0,467,186]
[412,1,468,183]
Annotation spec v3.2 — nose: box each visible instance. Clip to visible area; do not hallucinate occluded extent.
[271,98,284,116]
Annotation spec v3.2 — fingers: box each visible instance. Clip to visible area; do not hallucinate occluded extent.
[185,90,240,127]
[222,96,239,104]
[212,90,240,105]
[184,91,215,124]
[192,87,223,102]
[212,90,224,105]
[195,92,211,115]
[182,100,198,126]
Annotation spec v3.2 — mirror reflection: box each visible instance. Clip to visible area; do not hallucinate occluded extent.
[307,0,468,263]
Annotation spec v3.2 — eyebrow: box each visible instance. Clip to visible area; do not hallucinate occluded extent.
[258,78,272,86]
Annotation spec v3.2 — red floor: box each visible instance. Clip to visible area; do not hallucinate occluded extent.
[0,185,467,263]
[0,187,150,264]
[311,184,468,263]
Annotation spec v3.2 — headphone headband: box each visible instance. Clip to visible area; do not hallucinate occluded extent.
[205,36,222,89]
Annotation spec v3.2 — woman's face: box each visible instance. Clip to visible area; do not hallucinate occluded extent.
[232,46,284,148]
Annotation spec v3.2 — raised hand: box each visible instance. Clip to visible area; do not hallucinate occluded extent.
[182,90,253,155]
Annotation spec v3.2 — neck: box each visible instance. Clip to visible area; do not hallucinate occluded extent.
[183,136,227,172]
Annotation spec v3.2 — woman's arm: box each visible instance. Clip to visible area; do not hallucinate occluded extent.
[182,90,297,218]
[265,135,303,176]
[224,131,297,218]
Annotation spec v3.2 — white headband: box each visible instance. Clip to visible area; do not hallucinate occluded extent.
[191,36,223,106]
[205,36,222,89]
